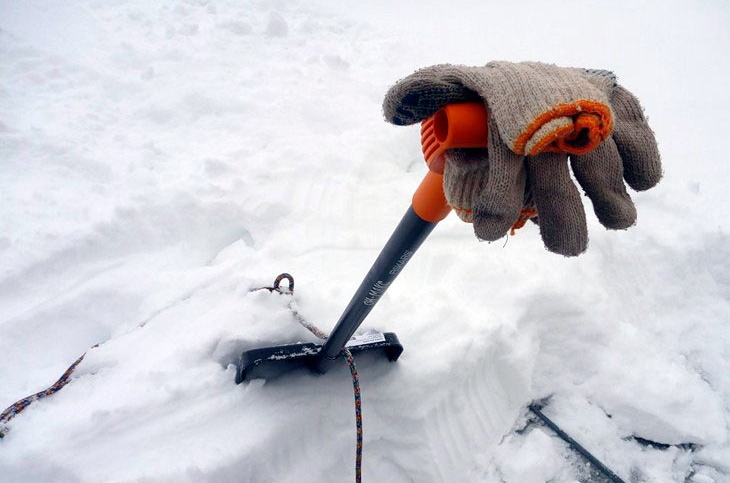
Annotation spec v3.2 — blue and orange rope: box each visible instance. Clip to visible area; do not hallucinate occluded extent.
[343,348,363,481]
[0,345,98,438]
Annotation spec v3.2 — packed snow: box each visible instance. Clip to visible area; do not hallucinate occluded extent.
[1,0,729,482]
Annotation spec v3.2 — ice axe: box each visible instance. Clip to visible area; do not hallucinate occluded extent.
[235,103,488,383]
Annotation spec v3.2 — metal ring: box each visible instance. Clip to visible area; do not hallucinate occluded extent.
[273,273,294,293]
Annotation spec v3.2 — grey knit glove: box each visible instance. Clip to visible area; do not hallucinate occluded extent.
[383,61,662,256]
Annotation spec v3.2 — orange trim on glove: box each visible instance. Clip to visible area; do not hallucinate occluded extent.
[513,100,613,156]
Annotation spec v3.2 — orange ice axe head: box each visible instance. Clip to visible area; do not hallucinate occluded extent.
[412,103,490,223]
[420,102,489,174]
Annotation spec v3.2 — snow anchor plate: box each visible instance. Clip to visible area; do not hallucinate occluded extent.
[235,332,403,383]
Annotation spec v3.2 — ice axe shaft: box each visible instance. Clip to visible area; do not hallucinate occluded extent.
[313,172,449,373]
[236,103,488,382]
[316,102,487,372]
[316,103,488,373]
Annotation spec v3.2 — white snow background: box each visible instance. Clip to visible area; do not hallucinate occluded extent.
[1,0,729,481]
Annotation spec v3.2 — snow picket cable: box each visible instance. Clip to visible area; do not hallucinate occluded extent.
[251,274,364,483]
[529,402,627,483]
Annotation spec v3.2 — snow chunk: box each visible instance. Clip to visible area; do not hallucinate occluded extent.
[494,429,562,483]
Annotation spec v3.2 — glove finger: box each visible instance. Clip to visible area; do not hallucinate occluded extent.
[527,153,588,256]
[612,85,662,190]
[442,148,489,222]
[383,64,481,126]
[571,138,637,229]
[472,120,526,241]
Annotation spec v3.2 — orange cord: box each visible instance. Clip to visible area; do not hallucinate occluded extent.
[510,207,539,235]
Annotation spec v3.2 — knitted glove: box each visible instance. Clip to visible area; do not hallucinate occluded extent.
[383,62,662,256]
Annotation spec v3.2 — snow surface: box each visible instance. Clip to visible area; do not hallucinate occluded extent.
[1,0,729,481]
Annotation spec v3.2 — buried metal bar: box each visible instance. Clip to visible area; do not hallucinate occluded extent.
[529,403,627,483]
